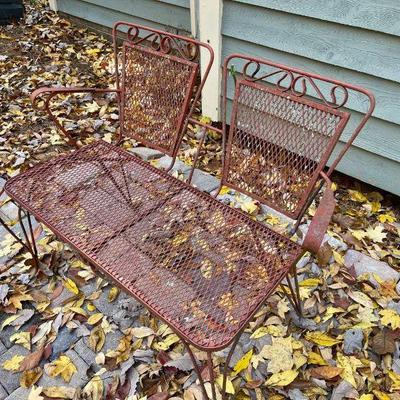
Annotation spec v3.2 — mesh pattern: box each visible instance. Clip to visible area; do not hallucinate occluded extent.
[5,141,303,350]
[225,80,348,218]
[122,44,198,155]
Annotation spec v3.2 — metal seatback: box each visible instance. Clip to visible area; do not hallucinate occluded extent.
[221,55,375,221]
[113,22,213,157]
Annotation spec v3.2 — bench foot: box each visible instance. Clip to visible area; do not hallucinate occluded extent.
[0,191,39,268]
[182,334,242,400]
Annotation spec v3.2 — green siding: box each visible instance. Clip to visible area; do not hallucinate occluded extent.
[58,0,191,32]
[222,0,400,195]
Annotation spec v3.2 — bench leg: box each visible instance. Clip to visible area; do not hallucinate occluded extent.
[280,264,303,316]
[182,334,241,400]
[0,200,39,268]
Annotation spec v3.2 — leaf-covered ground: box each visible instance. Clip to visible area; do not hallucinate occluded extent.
[0,2,400,399]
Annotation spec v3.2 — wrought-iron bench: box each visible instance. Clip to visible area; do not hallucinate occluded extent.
[1,22,375,399]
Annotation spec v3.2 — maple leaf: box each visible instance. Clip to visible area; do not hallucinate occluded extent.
[2,354,25,371]
[45,355,77,383]
[380,309,400,330]
[365,225,387,243]
[257,337,293,373]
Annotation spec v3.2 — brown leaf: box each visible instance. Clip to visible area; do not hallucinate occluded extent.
[316,242,333,266]
[310,366,343,380]
[19,346,45,372]
[370,330,396,355]
[148,393,169,400]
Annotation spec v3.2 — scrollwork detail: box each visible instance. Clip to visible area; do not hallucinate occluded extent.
[241,60,349,109]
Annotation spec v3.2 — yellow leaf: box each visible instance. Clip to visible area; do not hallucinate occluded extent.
[348,189,367,203]
[1,314,19,330]
[378,213,396,223]
[87,302,96,312]
[337,353,362,388]
[388,371,400,390]
[380,309,400,330]
[42,386,77,398]
[69,307,88,317]
[365,225,387,243]
[89,326,106,352]
[332,250,344,265]
[265,370,298,387]
[86,48,101,56]
[219,186,231,196]
[305,332,341,347]
[63,278,79,294]
[216,375,235,394]
[373,391,391,400]
[10,332,31,350]
[251,327,269,339]
[359,395,374,400]
[233,349,253,374]
[20,367,43,388]
[240,199,259,215]
[108,287,119,303]
[299,278,321,287]
[46,355,77,383]
[28,386,44,400]
[83,376,104,400]
[2,354,25,371]
[307,352,328,366]
[87,313,103,325]
[258,337,293,374]
[351,229,367,241]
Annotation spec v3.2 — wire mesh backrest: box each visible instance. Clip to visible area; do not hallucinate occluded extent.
[222,54,375,220]
[113,22,213,157]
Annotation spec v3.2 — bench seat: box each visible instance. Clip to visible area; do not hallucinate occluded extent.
[5,140,303,350]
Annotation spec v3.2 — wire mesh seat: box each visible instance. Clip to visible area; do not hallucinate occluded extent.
[5,140,303,350]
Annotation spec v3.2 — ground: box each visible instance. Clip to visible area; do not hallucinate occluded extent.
[0,2,400,400]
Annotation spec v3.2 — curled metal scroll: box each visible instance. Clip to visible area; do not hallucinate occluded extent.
[242,60,349,109]
[126,26,199,61]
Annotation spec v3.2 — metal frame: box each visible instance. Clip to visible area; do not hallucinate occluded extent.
[0,43,375,400]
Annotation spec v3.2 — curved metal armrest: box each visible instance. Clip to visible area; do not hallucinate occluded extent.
[302,172,336,254]
[31,86,120,148]
[31,86,120,108]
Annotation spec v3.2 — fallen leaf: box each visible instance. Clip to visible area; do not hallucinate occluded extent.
[45,355,77,383]
[265,370,298,387]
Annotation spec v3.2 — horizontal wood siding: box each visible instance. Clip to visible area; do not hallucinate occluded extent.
[222,0,400,195]
[58,0,191,33]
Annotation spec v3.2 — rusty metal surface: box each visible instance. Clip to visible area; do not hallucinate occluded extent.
[221,54,375,225]
[5,140,303,350]
[121,43,198,155]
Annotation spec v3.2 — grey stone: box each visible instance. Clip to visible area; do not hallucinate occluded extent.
[322,234,348,252]
[343,328,363,354]
[50,326,78,360]
[331,380,358,400]
[344,249,400,287]
[39,349,89,389]
[189,170,220,193]
[4,387,30,400]
[0,341,6,357]
[288,389,308,400]
[129,147,164,161]
[0,346,29,393]
[0,382,7,400]
[157,156,191,173]
[392,342,400,374]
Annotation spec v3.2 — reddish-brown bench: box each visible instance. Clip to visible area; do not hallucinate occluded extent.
[1,22,374,400]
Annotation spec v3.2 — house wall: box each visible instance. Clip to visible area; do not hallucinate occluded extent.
[57,0,400,195]
[57,0,191,33]
[222,0,400,195]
